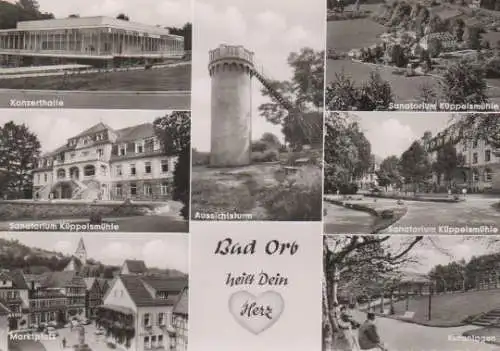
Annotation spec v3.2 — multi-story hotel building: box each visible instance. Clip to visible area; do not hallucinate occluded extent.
[424,128,500,192]
[0,16,184,67]
[32,122,178,201]
[98,273,188,351]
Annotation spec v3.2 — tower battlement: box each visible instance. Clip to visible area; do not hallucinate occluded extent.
[209,44,254,66]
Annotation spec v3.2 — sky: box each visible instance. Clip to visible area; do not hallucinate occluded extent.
[191,0,325,151]
[0,232,189,273]
[355,112,454,160]
[36,0,191,28]
[390,236,496,274]
[0,109,172,153]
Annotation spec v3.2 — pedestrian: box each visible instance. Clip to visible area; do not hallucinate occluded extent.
[462,187,467,200]
[358,312,387,351]
[448,188,451,197]
[338,305,361,351]
[62,337,66,348]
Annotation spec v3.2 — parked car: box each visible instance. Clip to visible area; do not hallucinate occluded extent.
[47,321,57,328]
[81,318,91,325]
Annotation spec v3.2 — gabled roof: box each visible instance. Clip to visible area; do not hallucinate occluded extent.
[119,275,186,307]
[83,277,96,290]
[40,271,86,289]
[0,270,29,290]
[173,287,188,316]
[142,276,187,293]
[65,257,83,271]
[115,123,156,143]
[73,122,113,139]
[123,260,148,274]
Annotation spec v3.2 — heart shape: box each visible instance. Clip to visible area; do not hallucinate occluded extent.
[228,290,284,334]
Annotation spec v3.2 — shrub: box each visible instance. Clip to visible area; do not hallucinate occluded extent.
[251,149,279,163]
[338,183,359,195]
[260,167,322,221]
[107,342,117,349]
[381,209,395,219]
[251,140,268,152]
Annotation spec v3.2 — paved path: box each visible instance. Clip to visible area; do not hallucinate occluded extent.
[382,195,500,234]
[0,89,190,109]
[349,309,500,351]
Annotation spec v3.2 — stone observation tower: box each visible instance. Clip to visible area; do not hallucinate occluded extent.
[208,44,255,167]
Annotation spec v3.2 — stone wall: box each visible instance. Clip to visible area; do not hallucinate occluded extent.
[0,201,163,221]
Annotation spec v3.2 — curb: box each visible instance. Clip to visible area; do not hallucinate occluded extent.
[323,197,407,233]
[364,193,463,203]
[369,311,466,328]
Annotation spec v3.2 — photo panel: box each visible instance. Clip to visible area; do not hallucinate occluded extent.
[190,222,322,351]
[326,1,500,112]
[0,109,190,233]
[0,232,188,351]
[0,0,191,109]
[323,234,500,351]
[190,0,325,222]
[324,112,500,235]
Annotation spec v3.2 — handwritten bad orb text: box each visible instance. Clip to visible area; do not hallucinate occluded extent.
[240,300,274,320]
[226,271,288,287]
[214,238,299,255]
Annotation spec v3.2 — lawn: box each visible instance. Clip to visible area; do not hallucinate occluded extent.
[327,16,386,52]
[0,63,191,91]
[380,289,500,326]
[190,163,322,221]
[326,59,440,103]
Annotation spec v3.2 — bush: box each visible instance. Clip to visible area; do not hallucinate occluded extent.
[381,209,395,219]
[251,140,268,152]
[251,149,279,163]
[338,183,359,195]
[260,167,322,221]
[89,211,103,224]
[107,342,117,349]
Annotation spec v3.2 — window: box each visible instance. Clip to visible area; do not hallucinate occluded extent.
[143,313,151,327]
[84,165,95,177]
[144,336,149,349]
[145,162,152,174]
[473,153,478,164]
[158,313,165,326]
[44,174,48,182]
[130,183,137,196]
[151,335,157,348]
[145,138,154,152]
[136,141,144,154]
[70,153,75,159]
[485,150,491,162]
[81,151,89,157]
[97,149,104,159]
[473,139,478,148]
[37,174,40,183]
[144,183,152,196]
[161,159,168,173]
[158,335,163,346]
[116,165,122,177]
[119,144,126,156]
[160,182,169,195]
[130,164,136,176]
[485,169,493,182]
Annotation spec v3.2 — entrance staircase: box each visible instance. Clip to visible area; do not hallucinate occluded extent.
[34,183,51,199]
[72,179,100,201]
[251,64,321,145]
[472,308,500,327]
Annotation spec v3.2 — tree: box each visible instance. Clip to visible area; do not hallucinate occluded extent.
[259,133,281,149]
[449,114,500,148]
[432,142,465,188]
[453,18,465,42]
[440,60,489,105]
[258,48,323,148]
[0,121,41,199]
[17,0,39,13]
[399,141,432,193]
[323,235,423,349]
[391,44,409,67]
[376,155,401,190]
[326,71,394,111]
[428,38,442,58]
[167,23,192,52]
[324,112,371,194]
[153,111,190,220]
[467,26,485,51]
[116,13,130,21]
